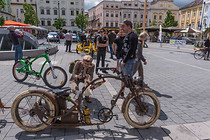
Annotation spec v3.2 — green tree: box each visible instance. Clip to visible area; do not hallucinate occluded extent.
[163,10,178,27]
[0,0,6,9]
[75,13,88,31]
[53,18,66,31]
[0,0,6,26]
[150,20,157,26]
[23,3,39,26]
[135,22,141,35]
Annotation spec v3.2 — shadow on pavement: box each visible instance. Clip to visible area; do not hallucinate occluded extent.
[0,120,7,129]
[15,81,49,90]
[15,126,171,140]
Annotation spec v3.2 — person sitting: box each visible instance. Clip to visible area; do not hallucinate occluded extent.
[69,55,95,103]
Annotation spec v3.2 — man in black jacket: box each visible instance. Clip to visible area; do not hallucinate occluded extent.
[120,20,138,78]
[204,34,210,60]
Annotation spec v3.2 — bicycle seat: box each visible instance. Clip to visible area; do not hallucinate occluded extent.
[52,87,72,96]
[23,56,32,60]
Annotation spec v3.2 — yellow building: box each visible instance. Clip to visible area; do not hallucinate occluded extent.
[179,0,203,30]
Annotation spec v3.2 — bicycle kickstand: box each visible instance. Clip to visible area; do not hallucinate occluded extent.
[0,98,11,113]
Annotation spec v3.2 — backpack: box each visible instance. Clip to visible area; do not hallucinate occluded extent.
[69,60,81,73]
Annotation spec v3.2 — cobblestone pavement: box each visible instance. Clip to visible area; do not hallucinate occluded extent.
[0,41,210,140]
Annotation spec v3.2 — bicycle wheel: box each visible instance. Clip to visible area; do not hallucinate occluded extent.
[43,66,67,89]
[12,61,28,82]
[76,43,80,53]
[123,91,160,129]
[194,50,204,59]
[11,90,55,132]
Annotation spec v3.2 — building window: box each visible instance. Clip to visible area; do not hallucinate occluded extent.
[160,4,163,7]
[124,14,126,18]
[141,4,144,7]
[154,15,156,20]
[116,6,118,8]
[182,15,185,19]
[46,0,49,3]
[111,5,113,8]
[47,9,50,15]
[21,9,24,13]
[115,22,118,27]
[70,2,74,5]
[71,21,74,26]
[106,22,109,26]
[111,13,113,17]
[106,13,109,17]
[54,10,57,15]
[41,20,45,26]
[134,14,137,18]
[30,0,33,2]
[62,10,65,15]
[205,6,208,13]
[47,21,51,26]
[128,14,130,18]
[146,15,147,18]
[187,13,189,19]
[41,9,44,14]
[181,23,184,28]
[71,10,74,16]
[128,4,131,6]
[141,14,143,19]
[192,22,195,28]
[17,0,19,2]
[76,11,79,15]
[124,3,127,6]
[159,15,162,20]
[197,21,200,27]
[106,5,109,8]
[135,4,138,7]
[111,22,113,27]
[193,12,195,18]
[24,0,26,2]
[115,14,118,17]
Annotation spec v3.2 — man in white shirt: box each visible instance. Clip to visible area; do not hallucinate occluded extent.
[65,30,73,52]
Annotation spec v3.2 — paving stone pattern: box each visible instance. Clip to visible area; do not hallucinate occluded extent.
[1,41,210,139]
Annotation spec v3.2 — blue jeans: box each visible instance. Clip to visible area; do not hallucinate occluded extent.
[14,44,23,62]
[119,58,136,78]
[109,44,114,59]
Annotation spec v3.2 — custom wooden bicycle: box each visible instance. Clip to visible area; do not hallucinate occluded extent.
[1,67,160,132]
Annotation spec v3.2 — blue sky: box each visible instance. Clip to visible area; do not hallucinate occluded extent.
[84,0,195,11]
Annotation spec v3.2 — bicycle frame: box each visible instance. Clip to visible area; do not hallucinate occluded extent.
[17,52,52,78]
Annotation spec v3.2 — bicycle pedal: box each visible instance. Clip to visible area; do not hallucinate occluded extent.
[113,114,118,120]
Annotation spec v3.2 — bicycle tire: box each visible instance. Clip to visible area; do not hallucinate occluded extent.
[123,91,160,129]
[194,50,204,59]
[11,90,55,132]
[43,66,67,89]
[12,61,28,82]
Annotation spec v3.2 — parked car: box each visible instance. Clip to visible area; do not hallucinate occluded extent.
[47,32,57,42]
[182,37,195,44]
[71,33,77,42]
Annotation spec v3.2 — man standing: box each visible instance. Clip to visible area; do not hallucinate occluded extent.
[120,20,138,77]
[69,55,95,103]
[8,26,24,62]
[108,31,116,59]
[65,30,73,52]
[96,28,109,74]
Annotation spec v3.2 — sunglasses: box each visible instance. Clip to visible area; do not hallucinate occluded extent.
[84,60,91,63]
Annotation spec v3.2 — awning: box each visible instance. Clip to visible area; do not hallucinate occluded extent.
[3,20,32,27]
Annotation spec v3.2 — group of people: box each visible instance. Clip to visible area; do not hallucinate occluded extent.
[70,20,149,103]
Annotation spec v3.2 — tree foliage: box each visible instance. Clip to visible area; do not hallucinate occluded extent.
[53,18,66,31]
[135,22,141,35]
[23,3,39,26]
[163,10,178,27]
[75,13,88,31]
[0,0,6,9]
[0,16,5,26]
[150,20,157,26]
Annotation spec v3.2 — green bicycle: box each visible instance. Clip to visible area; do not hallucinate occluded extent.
[12,48,67,89]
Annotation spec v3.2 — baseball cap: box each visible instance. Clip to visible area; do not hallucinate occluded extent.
[120,20,133,28]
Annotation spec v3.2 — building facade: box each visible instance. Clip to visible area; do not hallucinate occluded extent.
[87,0,151,32]
[202,0,210,31]
[150,0,179,26]
[10,0,36,22]
[0,0,15,21]
[36,0,84,32]
[179,0,203,30]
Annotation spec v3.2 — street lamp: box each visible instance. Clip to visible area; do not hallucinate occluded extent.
[58,1,60,18]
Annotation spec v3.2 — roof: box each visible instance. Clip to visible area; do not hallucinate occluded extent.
[180,0,203,9]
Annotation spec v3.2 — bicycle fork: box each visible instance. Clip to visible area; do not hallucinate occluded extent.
[48,55,57,79]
